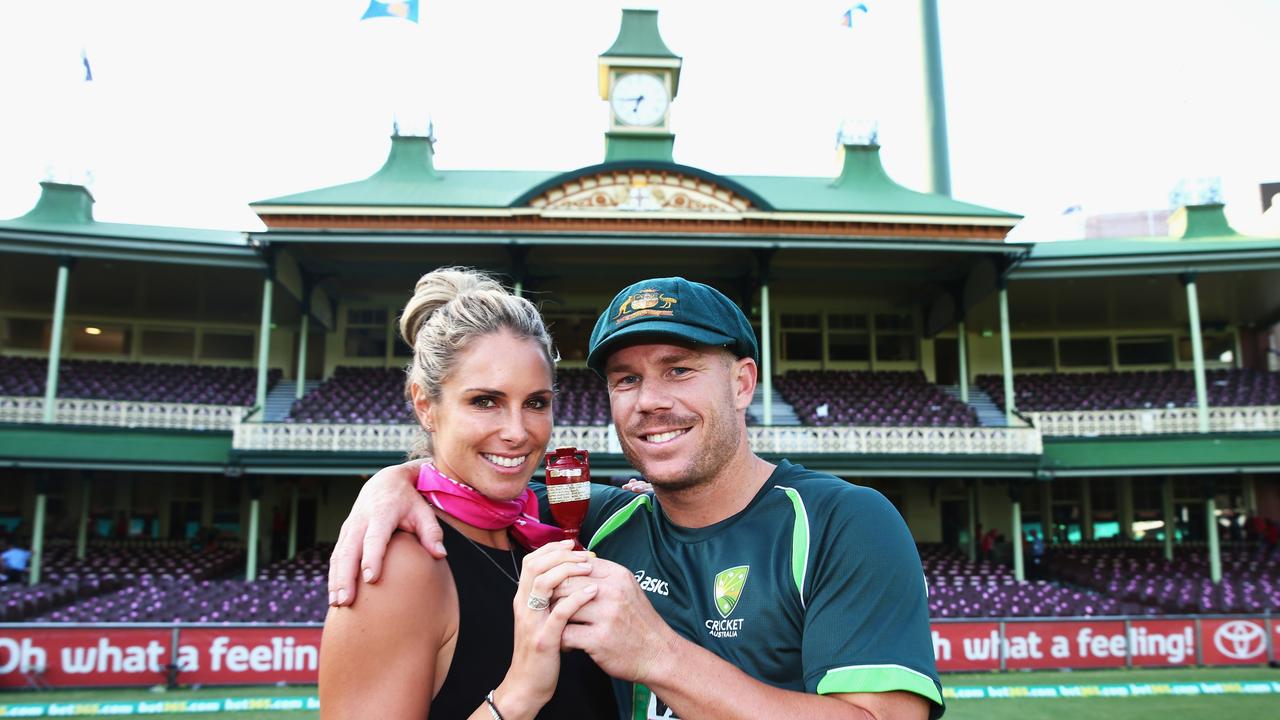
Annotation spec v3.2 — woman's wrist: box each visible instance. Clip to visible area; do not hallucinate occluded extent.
[489,677,545,720]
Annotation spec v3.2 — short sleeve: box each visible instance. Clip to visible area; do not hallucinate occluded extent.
[800,486,944,717]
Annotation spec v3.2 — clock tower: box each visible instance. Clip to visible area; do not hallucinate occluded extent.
[598,9,682,163]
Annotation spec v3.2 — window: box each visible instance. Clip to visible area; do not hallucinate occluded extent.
[1059,337,1110,367]
[1012,338,1054,368]
[1178,333,1235,363]
[1116,336,1173,366]
[71,323,131,356]
[827,313,870,362]
[781,313,821,361]
[141,329,195,358]
[874,313,916,362]
[4,318,49,350]
[345,307,389,359]
[202,332,254,361]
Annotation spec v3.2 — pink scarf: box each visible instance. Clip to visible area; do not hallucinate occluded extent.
[416,463,566,550]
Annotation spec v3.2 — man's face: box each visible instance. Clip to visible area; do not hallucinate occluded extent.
[603,341,753,491]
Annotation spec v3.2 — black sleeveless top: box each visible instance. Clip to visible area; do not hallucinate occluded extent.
[430,523,615,719]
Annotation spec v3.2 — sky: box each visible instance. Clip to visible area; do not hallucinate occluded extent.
[0,0,1276,241]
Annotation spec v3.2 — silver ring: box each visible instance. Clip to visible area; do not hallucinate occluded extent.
[526,594,551,611]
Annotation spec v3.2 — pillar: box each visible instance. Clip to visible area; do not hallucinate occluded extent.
[245,495,261,582]
[1040,481,1054,543]
[43,258,73,423]
[998,285,1015,423]
[957,320,969,403]
[1163,476,1176,561]
[295,313,309,400]
[29,493,47,586]
[760,281,773,425]
[919,0,952,196]
[255,276,273,412]
[1120,477,1135,541]
[966,480,977,563]
[287,482,299,561]
[1181,273,1210,433]
[1206,479,1222,584]
[1081,478,1094,542]
[1011,498,1024,583]
[76,476,90,560]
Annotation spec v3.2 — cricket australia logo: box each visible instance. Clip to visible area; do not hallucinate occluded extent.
[705,565,749,638]
[614,288,678,324]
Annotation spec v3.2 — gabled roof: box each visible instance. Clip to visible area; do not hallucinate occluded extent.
[0,182,259,268]
[253,136,1019,222]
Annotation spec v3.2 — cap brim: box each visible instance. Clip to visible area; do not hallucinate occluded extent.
[588,320,737,374]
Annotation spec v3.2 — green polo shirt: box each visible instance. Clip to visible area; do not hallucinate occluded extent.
[539,459,943,719]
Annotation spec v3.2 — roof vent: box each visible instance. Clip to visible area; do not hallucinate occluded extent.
[1167,203,1239,240]
[830,142,897,192]
[369,134,439,184]
[20,182,95,224]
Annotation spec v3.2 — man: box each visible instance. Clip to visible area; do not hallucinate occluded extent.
[330,277,943,719]
[0,538,31,585]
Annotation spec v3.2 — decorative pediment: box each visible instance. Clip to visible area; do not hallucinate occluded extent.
[528,169,754,213]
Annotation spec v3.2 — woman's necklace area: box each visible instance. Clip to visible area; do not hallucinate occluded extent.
[457,531,519,585]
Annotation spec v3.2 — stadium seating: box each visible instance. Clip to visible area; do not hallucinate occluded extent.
[977,369,1280,412]
[775,371,979,427]
[1047,543,1280,614]
[0,357,278,406]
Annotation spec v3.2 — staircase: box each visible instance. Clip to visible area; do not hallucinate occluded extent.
[263,381,321,422]
[942,386,1008,427]
[750,385,802,426]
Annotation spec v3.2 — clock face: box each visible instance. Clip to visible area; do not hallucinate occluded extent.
[610,72,669,127]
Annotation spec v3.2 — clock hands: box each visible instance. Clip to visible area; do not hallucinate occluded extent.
[615,95,646,112]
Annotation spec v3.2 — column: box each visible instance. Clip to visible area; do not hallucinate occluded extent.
[957,319,969,403]
[1120,477,1135,541]
[29,493,47,586]
[1011,496,1024,583]
[760,281,773,425]
[1162,476,1176,561]
[998,285,1015,423]
[295,313,309,400]
[1040,481,1054,543]
[43,258,73,423]
[919,0,952,196]
[966,480,977,563]
[1181,273,1209,433]
[255,276,273,413]
[1206,479,1222,584]
[201,477,214,529]
[1081,478,1094,541]
[76,476,90,560]
[245,494,261,582]
[287,482,299,561]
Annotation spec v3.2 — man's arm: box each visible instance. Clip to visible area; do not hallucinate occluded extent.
[327,459,442,606]
[558,560,928,720]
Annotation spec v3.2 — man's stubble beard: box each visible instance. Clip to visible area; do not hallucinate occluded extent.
[618,394,743,494]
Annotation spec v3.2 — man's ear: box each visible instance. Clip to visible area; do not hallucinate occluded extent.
[732,356,757,412]
[410,383,435,432]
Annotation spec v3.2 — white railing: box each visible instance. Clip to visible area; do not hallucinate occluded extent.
[231,420,614,454]
[0,396,244,431]
[747,425,1043,455]
[1026,405,1280,437]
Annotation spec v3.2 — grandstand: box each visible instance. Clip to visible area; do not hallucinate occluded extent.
[2,8,1280,688]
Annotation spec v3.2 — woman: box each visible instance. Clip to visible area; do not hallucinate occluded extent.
[319,268,615,719]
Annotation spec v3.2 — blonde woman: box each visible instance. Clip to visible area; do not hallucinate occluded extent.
[319,268,614,719]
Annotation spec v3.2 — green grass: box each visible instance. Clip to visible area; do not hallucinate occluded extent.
[942,667,1280,720]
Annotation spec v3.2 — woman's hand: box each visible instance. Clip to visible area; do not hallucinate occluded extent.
[621,477,654,494]
[328,459,442,607]
[491,539,599,720]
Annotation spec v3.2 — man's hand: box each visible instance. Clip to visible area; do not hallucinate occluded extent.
[327,459,440,606]
[555,558,675,684]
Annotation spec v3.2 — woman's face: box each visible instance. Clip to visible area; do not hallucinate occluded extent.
[414,329,553,501]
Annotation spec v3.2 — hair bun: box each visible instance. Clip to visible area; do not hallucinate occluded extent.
[399,267,505,347]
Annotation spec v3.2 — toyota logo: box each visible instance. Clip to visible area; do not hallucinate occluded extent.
[1213,620,1266,660]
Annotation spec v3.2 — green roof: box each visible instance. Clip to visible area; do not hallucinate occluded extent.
[256,137,1018,220]
[0,182,245,246]
[600,9,679,59]
[253,136,559,208]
